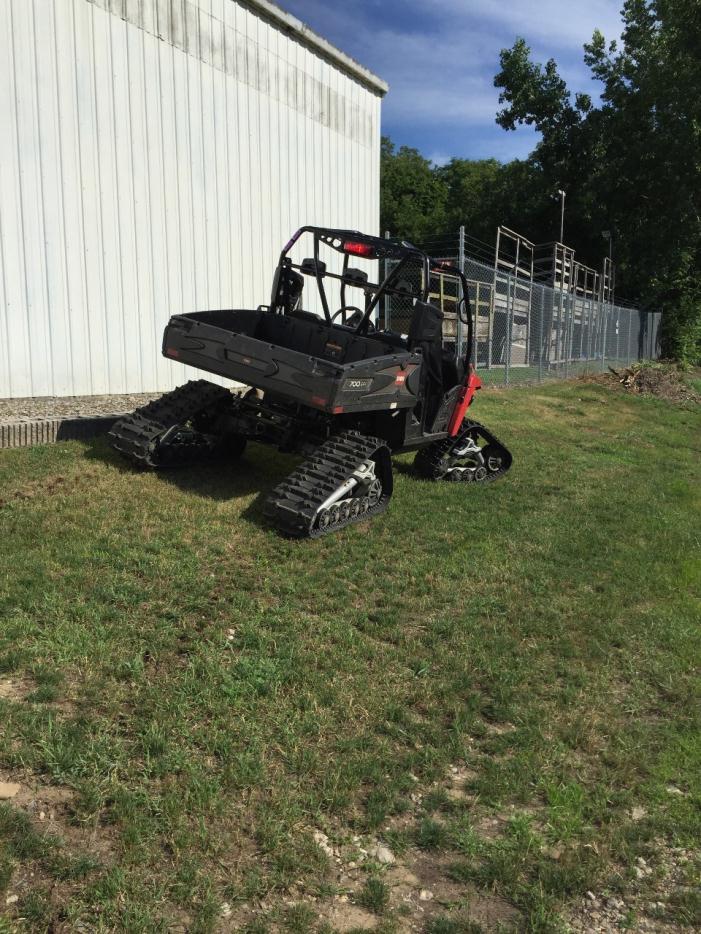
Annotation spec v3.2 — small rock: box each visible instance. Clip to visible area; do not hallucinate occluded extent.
[220,902,232,918]
[313,830,334,857]
[419,889,434,901]
[666,784,685,796]
[5,895,18,905]
[370,844,395,865]
[636,856,648,868]
[39,811,46,821]
[631,806,647,821]
[546,845,563,860]
[0,782,20,800]
[635,867,645,880]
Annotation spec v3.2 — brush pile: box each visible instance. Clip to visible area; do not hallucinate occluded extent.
[588,362,700,404]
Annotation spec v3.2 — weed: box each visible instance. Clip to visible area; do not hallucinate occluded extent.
[357,876,390,913]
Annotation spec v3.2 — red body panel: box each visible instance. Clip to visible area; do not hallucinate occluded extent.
[447,369,482,437]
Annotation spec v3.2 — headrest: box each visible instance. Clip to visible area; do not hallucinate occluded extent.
[300,258,327,276]
[408,301,443,344]
[343,267,369,287]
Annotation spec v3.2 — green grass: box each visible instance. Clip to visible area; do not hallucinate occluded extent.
[356,876,390,913]
[0,381,699,932]
[475,357,636,387]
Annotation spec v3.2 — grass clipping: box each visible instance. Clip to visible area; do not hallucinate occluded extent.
[590,361,700,404]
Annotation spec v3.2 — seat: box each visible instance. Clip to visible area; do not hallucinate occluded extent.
[408,302,444,426]
[441,345,465,390]
[271,266,304,314]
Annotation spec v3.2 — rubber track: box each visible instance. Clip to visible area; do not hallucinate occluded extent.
[108,380,233,468]
[414,419,512,482]
[263,431,391,538]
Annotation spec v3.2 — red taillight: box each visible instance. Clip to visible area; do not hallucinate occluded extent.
[343,241,374,257]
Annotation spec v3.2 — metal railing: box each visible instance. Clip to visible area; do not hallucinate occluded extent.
[383,229,661,386]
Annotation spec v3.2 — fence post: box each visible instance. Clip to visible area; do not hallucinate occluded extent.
[564,293,570,380]
[602,305,608,372]
[505,273,513,386]
[537,287,544,383]
[383,230,391,329]
[458,225,465,361]
[627,310,633,363]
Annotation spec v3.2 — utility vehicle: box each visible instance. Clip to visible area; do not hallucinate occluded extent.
[110,227,511,537]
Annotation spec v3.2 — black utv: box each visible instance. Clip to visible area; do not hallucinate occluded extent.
[110,227,511,537]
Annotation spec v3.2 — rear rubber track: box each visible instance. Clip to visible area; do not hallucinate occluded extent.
[108,380,234,468]
[264,430,392,539]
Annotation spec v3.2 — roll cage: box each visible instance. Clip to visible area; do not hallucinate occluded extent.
[269,226,474,368]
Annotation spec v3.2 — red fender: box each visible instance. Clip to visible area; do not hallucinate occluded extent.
[447,368,482,437]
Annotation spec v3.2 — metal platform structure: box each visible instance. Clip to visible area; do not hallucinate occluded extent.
[381,225,659,386]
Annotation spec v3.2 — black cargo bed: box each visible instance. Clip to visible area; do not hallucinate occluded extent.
[162,309,423,414]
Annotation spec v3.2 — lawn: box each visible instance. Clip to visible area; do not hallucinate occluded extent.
[0,380,699,933]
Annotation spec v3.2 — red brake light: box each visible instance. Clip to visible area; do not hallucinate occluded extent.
[343,241,374,257]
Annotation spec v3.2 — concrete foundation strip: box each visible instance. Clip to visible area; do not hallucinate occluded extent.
[0,415,122,450]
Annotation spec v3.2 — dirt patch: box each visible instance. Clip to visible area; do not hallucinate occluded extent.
[0,471,101,508]
[583,363,700,404]
[322,900,378,931]
[563,840,699,933]
[446,765,478,803]
[12,781,75,819]
[0,676,34,701]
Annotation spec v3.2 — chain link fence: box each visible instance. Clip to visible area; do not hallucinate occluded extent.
[382,230,661,386]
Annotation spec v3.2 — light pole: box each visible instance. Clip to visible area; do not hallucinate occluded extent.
[557,189,566,242]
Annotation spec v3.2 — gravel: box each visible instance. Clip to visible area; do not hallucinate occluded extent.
[0,393,162,422]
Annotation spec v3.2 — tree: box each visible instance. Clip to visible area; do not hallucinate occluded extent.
[494,0,701,362]
[380,138,448,243]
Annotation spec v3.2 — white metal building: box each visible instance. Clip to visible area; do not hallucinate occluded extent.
[0,0,387,398]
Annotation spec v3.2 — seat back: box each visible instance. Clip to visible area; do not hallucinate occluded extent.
[407,302,448,426]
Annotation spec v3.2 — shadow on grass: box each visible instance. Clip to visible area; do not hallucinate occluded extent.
[84,435,297,505]
[85,434,425,536]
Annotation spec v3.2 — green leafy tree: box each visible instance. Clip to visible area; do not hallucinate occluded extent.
[380,138,448,243]
[495,0,701,362]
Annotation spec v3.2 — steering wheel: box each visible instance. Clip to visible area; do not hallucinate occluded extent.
[332,306,364,327]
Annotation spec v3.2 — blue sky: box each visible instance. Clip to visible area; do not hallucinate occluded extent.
[281,0,624,164]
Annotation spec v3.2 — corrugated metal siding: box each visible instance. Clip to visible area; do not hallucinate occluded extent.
[0,0,382,397]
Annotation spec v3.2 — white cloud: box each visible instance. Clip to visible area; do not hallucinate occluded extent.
[425,0,622,51]
[283,0,625,160]
[427,151,451,166]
